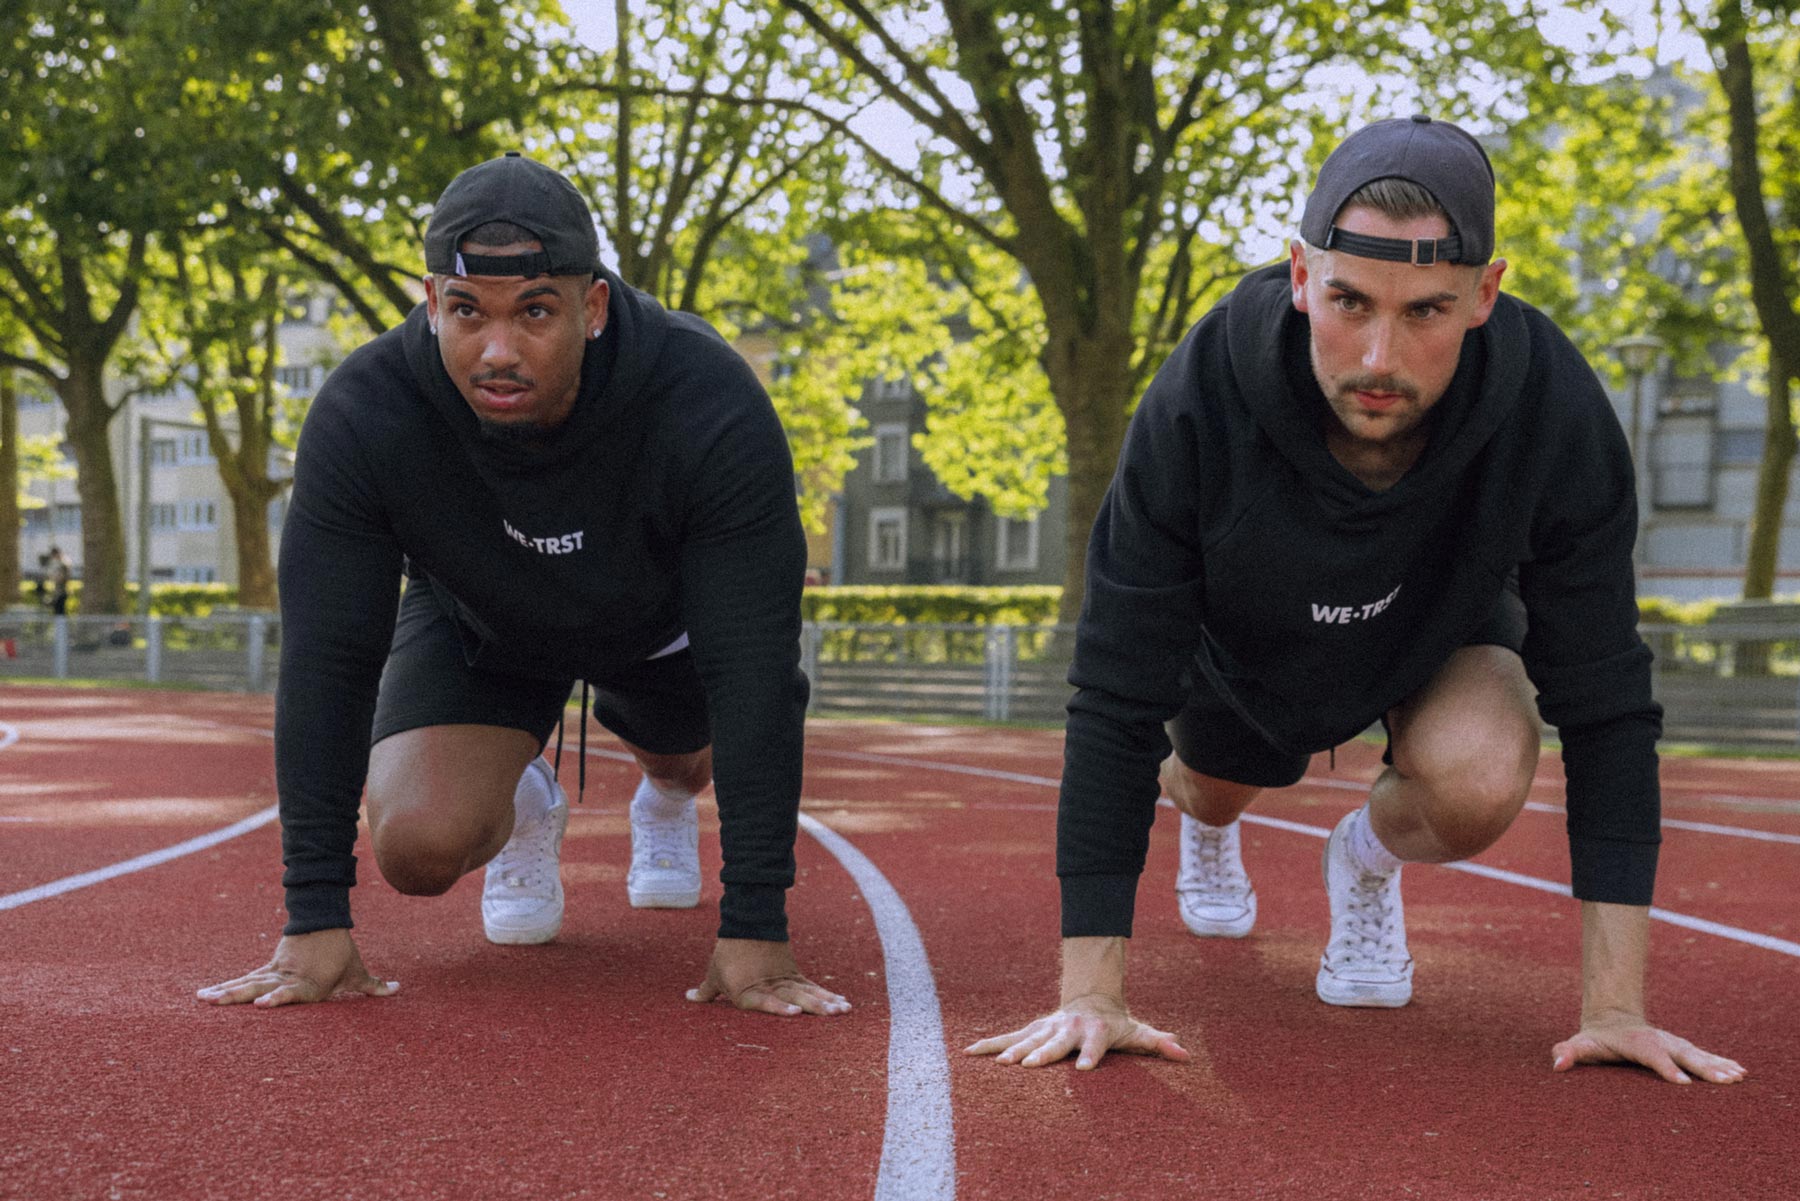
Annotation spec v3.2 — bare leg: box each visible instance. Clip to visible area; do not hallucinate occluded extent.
[365,724,541,895]
[1159,755,1261,826]
[1370,645,1540,863]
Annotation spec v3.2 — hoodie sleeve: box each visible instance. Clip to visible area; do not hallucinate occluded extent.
[674,350,808,943]
[1518,338,1662,905]
[275,387,404,934]
[1058,340,1211,938]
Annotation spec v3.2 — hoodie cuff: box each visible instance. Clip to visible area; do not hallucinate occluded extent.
[282,883,354,936]
[719,882,789,942]
[1059,872,1140,938]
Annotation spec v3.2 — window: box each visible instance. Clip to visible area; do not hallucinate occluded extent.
[876,376,910,401]
[150,439,178,466]
[23,508,48,533]
[53,503,81,534]
[149,503,178,530]
[1718,429,1764,466]
[996,514,1040,572]
[177,500,219,531]
[931,512,969,582]
[868,507,907,571]
[173,566,217,584]
[177,433,214,465]
[275,365,313,391]
[872,423,909,483]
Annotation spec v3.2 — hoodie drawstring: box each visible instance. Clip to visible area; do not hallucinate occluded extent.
[551,680,589,804]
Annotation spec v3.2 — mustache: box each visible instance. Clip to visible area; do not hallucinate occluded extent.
[1337,374,1419,402]
[470,370,535,390]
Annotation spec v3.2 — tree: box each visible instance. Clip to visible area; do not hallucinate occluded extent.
[1679,0,1800,599]
[773,0,1581,616]
[0,2,187,613]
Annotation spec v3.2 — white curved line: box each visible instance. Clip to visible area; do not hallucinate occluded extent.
[0,722,19,751]
[798,812,956,1201]
[0,806,279,911]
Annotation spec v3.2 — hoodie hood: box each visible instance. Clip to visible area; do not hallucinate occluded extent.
[1223,262,1530,522]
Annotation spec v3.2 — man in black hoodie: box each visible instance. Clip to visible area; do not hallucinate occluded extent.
[197,154,848,1021]
[969,117,1742,1082]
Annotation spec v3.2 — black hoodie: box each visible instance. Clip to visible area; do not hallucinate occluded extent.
[274,270,806,942]
[1058,264,1662,938]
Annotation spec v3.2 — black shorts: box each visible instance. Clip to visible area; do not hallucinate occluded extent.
[370,583,711,755]
[1167,575,1527,788]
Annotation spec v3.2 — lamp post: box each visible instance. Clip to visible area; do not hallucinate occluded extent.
[1610,334,1665,569]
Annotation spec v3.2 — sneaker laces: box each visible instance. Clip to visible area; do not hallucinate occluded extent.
[1337,869,1407,967]
[489,808,559,893]
[1179,822,1249,902]
[633,806,694,871]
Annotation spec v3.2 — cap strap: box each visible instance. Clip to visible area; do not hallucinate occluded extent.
[1323,226,1470,266]
[452,249,558,277]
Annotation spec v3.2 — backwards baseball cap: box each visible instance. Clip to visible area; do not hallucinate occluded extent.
[1300,114,1495,266]
[424,152,600,278]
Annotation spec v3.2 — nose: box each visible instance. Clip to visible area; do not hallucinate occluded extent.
[480,326,521,371]
[1362,319,1397,377]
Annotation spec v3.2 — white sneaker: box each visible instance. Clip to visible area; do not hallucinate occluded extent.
[1175,814,1257,937]
[628,781,701,909]
[1316,810,1413,1007]
[482,758,568,945]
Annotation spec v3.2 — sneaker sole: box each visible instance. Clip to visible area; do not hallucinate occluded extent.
[484,912,564,945]
[628,886,700,909]
[1177,891,1257,938]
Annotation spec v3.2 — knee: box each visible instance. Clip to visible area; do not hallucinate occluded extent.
[1403,724,1539,859]
[371,812,493,896]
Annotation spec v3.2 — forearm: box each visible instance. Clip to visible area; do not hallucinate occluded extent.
[1059,935,1130,1007]
[1577,900,1650,1022]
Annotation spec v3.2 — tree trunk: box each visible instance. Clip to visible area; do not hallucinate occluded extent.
[1742,348,1793,600]
[0,372,19,605]
[57,362,127,615]
[230,485,278,608]
[1043,326,1135,625]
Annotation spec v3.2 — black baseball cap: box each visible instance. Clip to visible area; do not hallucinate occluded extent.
[1300,115,1495,266]
[424,152,600,278]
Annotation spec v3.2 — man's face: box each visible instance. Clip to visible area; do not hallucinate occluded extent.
[422,240,609,438]
[1290,207,1505,451]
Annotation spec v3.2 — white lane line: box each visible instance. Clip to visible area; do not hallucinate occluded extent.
[578,743,957,1197]
[1521,800,1800,846]
[827,749,1798,962]
[0,805,280,911]
[799,813,956,1201]
[0,722,19,751]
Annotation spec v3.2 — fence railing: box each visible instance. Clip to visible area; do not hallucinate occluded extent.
[5,613,1799,745]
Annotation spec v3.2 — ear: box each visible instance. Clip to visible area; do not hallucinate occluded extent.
[585,277,611,340]
[1464,259,1507,329]
[1289,239,1312,313]
[422,274,441,334]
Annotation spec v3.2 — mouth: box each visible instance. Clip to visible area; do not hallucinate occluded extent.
[1352,389,1405,412]
[470,380,534,414]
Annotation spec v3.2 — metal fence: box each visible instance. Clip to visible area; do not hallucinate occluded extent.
[5,613,1800,746]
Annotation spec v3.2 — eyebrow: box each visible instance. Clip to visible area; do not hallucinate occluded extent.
[1324,277,1460,307]
[442,283,565,305]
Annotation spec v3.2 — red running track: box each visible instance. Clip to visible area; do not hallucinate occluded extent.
[1,685,1796,1200]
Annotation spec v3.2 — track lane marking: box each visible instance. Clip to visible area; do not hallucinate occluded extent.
[799,814,956,1201]
[580,744,958,1199]
[0,721,18,751]
[809,748,1800,961]
[0,805,280,911]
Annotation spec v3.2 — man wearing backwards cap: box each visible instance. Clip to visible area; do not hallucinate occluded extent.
[969,116,1744,1081]
[198,153,848,1021]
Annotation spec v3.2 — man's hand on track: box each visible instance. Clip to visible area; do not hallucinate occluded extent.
[196,928,399,1008]
[686,937,851,1016]
[964,994,1189,1070]
[1552,1016,1746,1084]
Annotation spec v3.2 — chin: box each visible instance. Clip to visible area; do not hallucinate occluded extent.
[476,416,559,445]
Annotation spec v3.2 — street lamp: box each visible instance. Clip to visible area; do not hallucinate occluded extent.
[1610,333,1665,570]
[1610,334,1665,483]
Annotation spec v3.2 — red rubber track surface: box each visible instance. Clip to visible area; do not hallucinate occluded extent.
[2,685,1796,1200]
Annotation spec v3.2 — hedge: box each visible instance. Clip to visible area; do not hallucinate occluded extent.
[802,586,1062,625]
[17,581,248,617]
